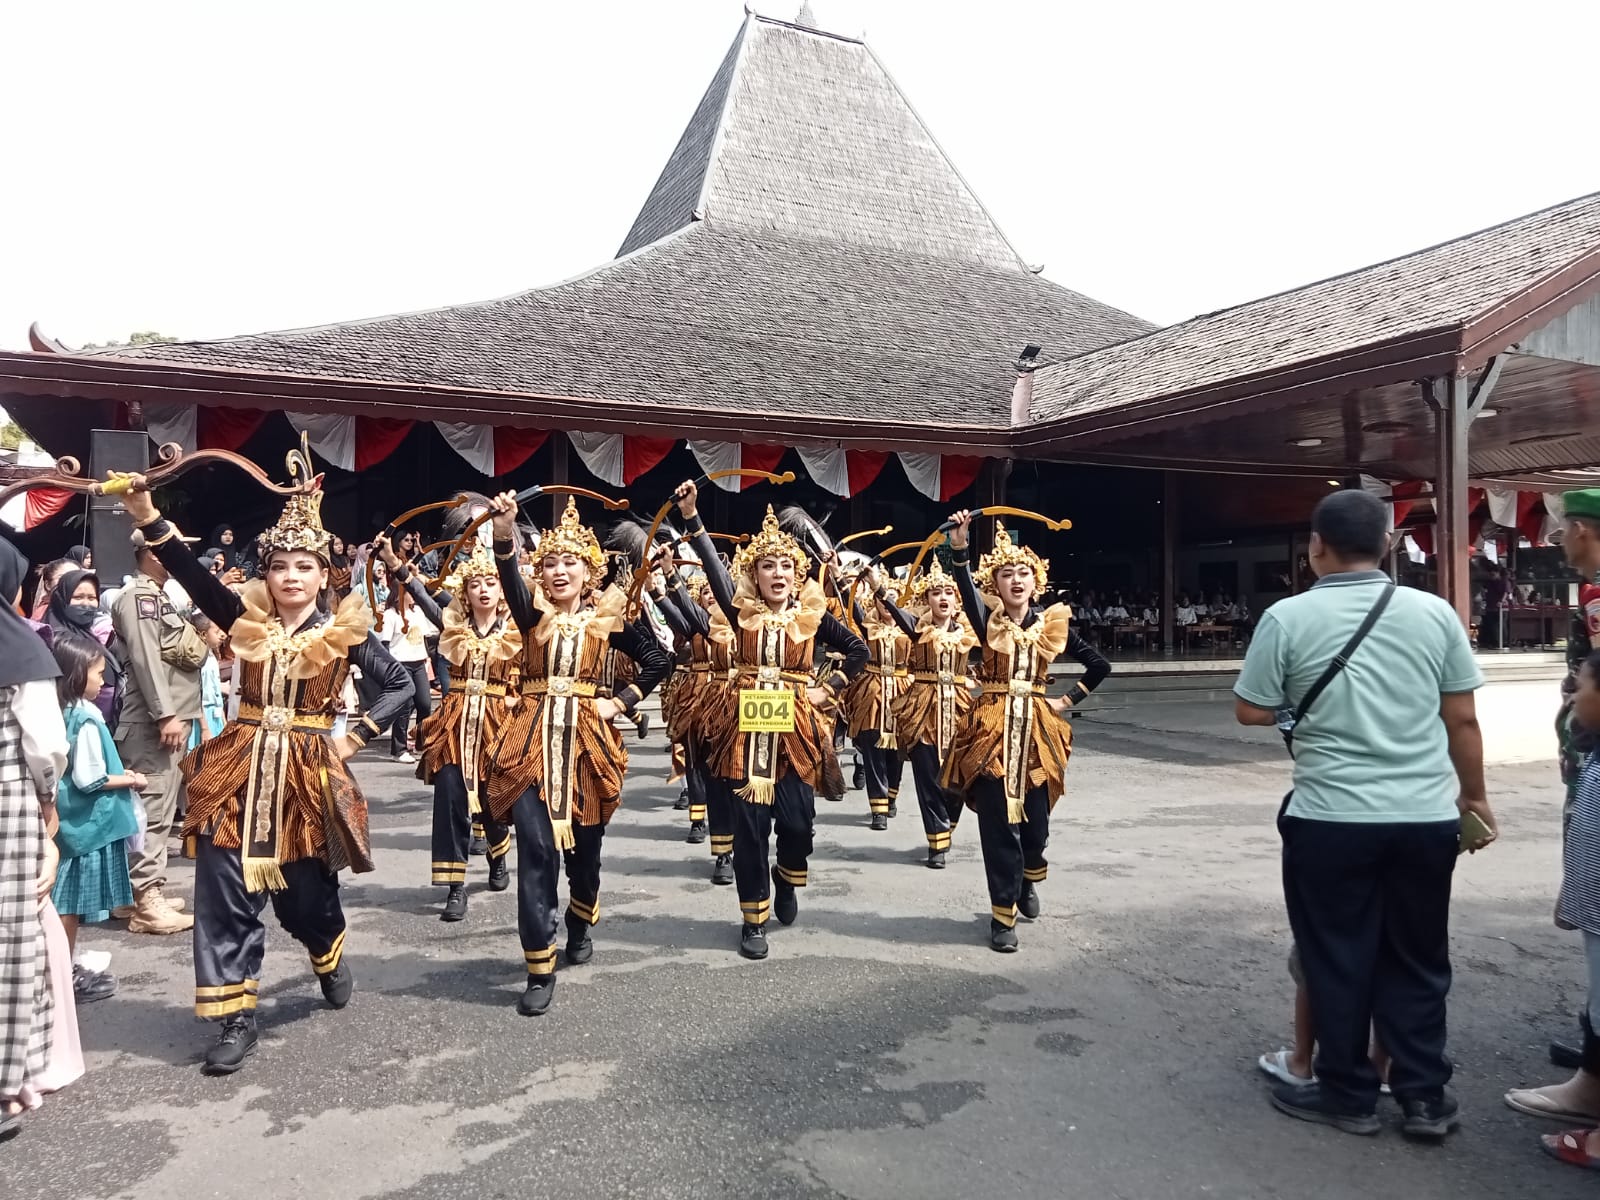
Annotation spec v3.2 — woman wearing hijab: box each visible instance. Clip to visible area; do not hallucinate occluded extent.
[65,547,91,570]
[0,536,71,1141]
[45,571,121,729]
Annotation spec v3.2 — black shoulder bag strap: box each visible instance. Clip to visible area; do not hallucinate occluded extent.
[1284,582,1395,756]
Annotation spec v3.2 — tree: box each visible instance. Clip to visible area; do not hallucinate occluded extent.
[80,330,177,351]
[0,419,25,450]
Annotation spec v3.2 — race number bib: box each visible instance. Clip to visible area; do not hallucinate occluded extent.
[739,688,795,733]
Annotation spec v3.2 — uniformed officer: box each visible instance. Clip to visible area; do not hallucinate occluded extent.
[111,528,206,935]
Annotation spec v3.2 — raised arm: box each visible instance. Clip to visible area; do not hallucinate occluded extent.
[674,481,740,624]
[375,534,449,628]
[664,576,712,640]
[114,478,246,630]
[869,571,919,637]
[488,490,540,634]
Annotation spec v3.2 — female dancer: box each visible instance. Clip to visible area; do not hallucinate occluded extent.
[483,494,669,1016]
[376,536,520,922]
[115,467,412,1073]
[941,513,1110,953]
[672,484,867,960]
[377,575,437,764]
[842,576,912,831]
[883,559,978,868]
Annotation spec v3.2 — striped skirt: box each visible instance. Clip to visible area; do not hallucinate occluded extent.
[51,842,133,921]
[0,770,52,1099]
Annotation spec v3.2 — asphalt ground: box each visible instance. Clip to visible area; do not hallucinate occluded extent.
[5,687,1595,1199]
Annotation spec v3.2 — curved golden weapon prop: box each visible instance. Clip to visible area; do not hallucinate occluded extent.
[0,438,319,511]
[432,483,630,594]
[630,468,795,604]
[837,524,893,549]
[905,506,1072,581]
[843,539,932,628]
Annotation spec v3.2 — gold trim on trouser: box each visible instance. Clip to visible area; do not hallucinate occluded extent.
[194,979,260,1018]
[471,820,485,838]
[525,944,558,978]
[887,787,899,801]
[567,896,600,926]
[869,795,890,815]
[709,834,734,856]
[926,831,952,851]
[309,930,347,976]
[991,904,1018,928]
[488,832,513,860]
[688,804,707,822]
[432,860,467,884]
[1023,865,1048,883]
[740,898,771,925]
[774,865,807,888]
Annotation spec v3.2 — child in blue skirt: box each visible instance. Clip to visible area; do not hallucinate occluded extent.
[52,636,145,1002]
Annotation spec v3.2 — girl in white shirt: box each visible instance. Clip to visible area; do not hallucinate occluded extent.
[379,585,439,764]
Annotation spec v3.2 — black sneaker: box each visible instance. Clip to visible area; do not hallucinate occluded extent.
[319,962,355,1010]
[633,711,650,741]
[1400,1090,1461,1141]
[486,855,510,893]
[887,799,898,818]
[1269,1082,1380,1136]
[771,867,798,926]
[739,923,769,960]
[674,788,691,811]
[852,764,866,791]
[989,919,1018,953]
[469,831,489,857]
[565,915,594,965]
[72,964,117,1004]
[869,812,889,831]
[711,853,734,886]
[686,820,708,845]
[518,976,556,1016]
[441,884,468,922]
[926,850,946,870]
[1018,882,1041,920]
[202,1015,258,1075]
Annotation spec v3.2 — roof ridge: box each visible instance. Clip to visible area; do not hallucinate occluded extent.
[749,10,863,44]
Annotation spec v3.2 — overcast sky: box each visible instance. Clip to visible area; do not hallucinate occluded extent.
[4,0,1597,351]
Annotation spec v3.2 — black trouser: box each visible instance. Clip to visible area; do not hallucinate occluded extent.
[910,742,960,851]
[512,788,604,978]
[428,636,451,698]
[191,830,345,1020]
[854,731,903,815]
[972,777,1050,928]
[731,772,814,925]
[390,660,434,755]
[684,741,708,825]
[1280,812,1458,1111]
[1478,608,1502,650]
[429,763,511,886]
[706,770,736,860]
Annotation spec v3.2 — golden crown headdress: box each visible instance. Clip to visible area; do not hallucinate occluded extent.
[910,557,959,602]
[974,524,1049,595]
[537,497,607,577]
[257,442,330,560]
[732,506,811,581]
[444,544,499,595]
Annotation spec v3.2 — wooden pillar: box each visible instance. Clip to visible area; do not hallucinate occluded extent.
[1433,375,1472,627]
[1161,470,1177,652]
[547,432,569,526]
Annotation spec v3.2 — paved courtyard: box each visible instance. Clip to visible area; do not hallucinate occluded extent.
[6,686,1592,1199]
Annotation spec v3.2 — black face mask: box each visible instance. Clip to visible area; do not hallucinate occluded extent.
[64,603,99,632]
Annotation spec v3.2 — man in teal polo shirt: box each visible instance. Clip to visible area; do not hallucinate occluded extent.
[1235,488,1497,1141]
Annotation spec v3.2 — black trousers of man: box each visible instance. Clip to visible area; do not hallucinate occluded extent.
[192,829,346,1020]
[853,731,903,817]
[730,772,813,926]
[430,764,511,886]
[971,777,1050,929]
[683,740,708,828]
[1280,811,1459,1113]
[909,742,960,853]
[512,789,604,979]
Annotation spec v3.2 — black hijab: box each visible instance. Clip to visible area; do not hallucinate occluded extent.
[47,569,101,640]
[66,544,91,567]
[0,538,60,685]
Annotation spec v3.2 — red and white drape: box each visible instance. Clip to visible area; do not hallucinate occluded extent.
[896,452,983,501]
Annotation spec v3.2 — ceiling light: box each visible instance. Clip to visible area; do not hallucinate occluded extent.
[1477,407,1498,418]
[1326,480,1341,487]
[1289,438,1323,448]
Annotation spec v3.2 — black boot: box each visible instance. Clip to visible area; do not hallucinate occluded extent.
[1400,1089,1460,1141]
[869,811,889,831]
[1018,882,1040,920]
[771,867,798,926]
[674,787,691,811]
[852,763,866,791]
[486,854,510,893]
[633,711,650,741]
[887,795,898,818]
[320,961,355,1009]
[469,824,488,857]
[686,819,708,844]
[711,853,734,886]
[989,919,1018,953]
[202,1014,259,1075]
[740,923,769,960]
[518,975,556,1016]
[441,884,468,922]
[926,849,946,870]
[565,912,594,965]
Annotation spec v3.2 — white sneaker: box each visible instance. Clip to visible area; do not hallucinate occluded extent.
[394,751,417,764]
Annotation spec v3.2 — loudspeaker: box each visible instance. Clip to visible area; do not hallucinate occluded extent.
[89,429,150,585]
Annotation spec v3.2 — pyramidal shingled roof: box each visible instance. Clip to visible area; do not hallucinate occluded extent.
[619,14,1026,269]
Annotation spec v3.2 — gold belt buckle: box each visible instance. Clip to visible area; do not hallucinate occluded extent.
[549,676,572,696]
[1008,678,1034,698]
[938,670,955,685]
[262,705,292,730]
[757,665,782,684]
[464,678,489,696]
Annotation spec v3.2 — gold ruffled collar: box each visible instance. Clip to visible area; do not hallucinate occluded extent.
[229,581,371,680]
[710,576,827,646]
[531,583,628,646]
[439,603,522,667]
[987,602,1069,660]
[917,612,980,654]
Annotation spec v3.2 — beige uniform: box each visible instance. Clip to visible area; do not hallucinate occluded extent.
[111,573,206,893]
